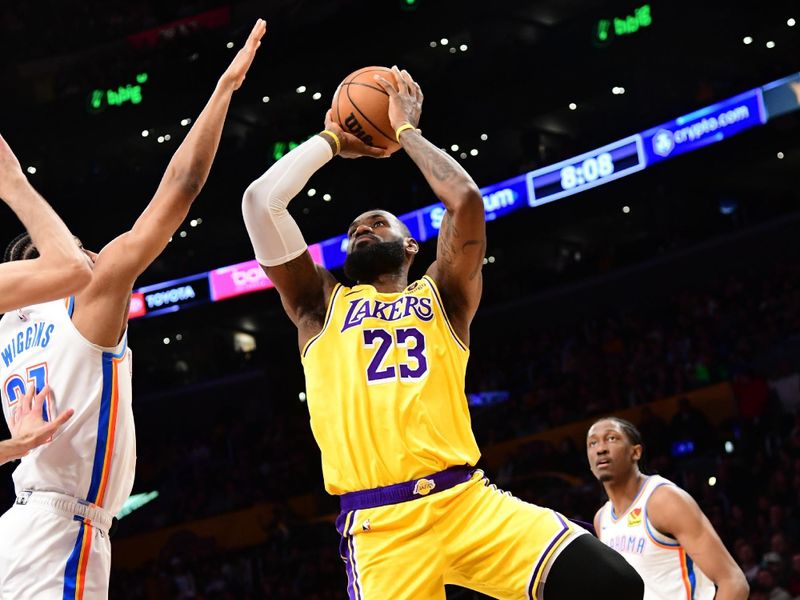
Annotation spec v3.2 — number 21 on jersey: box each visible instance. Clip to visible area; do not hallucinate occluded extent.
[3,362,50,420]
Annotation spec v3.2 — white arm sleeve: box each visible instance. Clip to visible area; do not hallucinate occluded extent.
[241,135,333,266]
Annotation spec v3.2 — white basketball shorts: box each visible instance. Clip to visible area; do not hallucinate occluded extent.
[0,490,113,600]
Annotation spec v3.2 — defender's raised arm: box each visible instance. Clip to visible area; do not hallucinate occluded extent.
[0,135,92,311]
[71,19,266,348]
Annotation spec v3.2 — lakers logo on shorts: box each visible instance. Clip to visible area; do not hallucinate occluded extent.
[413,478,436,496]
[628,508,642,527]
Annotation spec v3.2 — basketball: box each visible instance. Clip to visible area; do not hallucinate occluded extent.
[332,66,401,154]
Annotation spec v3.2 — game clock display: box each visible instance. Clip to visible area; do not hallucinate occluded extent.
[526,134,646,205]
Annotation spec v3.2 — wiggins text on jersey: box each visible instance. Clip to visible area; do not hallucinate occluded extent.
[1,321,55,368]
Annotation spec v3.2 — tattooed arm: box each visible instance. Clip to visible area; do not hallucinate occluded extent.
[375,68,485,344]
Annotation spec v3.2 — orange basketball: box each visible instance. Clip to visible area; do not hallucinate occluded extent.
[332,66,401,154]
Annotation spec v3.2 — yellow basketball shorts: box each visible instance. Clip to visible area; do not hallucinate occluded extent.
[335,468,578,599]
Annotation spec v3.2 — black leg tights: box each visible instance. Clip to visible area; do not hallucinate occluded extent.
[543,534,644,600]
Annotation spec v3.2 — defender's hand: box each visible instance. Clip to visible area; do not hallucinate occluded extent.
[373,66,423,132]
[10,385,74,457]
[324,110,390,159]
[220,19,267,91]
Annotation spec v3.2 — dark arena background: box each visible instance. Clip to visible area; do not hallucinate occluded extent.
[1,1,799,598]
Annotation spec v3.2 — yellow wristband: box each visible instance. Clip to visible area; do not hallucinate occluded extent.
[395,122,418,143]
[320,130,341,155]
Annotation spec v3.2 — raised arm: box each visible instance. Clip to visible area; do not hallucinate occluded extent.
[648,485,749,600]
[0,136,92,312]
[71,19,266,347]
[375,68,485,344]
[242,111,387,349]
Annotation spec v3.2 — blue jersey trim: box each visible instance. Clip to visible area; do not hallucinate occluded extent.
[85,351,115,503]
[62,522,86,599]
[686,554,697,599]
[643,482,681,546]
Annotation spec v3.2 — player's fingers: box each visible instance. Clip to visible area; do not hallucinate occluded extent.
[49,408,74,429]
[400,69,416,96]
[350,138,389,158]
[32,385,49,414]
[35,408,73,444]
[248,18,267,45]
[402,69,422,101]
[373,75,398,96]
[391,66,409,94]
[11,408,19,428]
[340,132,375,152]
[21,384,34,414]
[340,133,388,158]
[364,145,391,159]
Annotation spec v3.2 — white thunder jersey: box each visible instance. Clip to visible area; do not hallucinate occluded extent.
[0,297,135,515]
[598,475,715,600]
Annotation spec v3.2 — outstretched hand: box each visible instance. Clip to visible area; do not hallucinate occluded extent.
[324,110,390,159]
[9,385,74,458]
[220,19,267,90]
[373,66,423,132]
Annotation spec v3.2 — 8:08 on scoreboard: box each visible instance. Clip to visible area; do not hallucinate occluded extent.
[526,134,646,206]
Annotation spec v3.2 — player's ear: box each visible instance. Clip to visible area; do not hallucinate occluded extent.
[404,237,419,255]
[631,444,643,462]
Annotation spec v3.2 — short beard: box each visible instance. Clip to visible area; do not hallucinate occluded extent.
[344,239,406,282]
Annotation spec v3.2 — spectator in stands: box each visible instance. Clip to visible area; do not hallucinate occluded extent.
[787,553,800,597]
[669,396,712,451]
[755,567,792,600]
[736,541,761,582]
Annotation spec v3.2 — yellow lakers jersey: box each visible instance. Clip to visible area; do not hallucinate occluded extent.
[301,275,481,494]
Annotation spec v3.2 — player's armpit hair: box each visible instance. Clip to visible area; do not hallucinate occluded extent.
[3,232,38,262]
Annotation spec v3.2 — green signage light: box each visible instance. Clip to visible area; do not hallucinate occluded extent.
[116,490,159,519]
[89,73,149,112]
[272,134,318,160]
[594,4,652,44]
[272,140,300,161]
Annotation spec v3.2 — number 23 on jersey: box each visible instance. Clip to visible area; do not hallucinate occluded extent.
[363,327,428,384]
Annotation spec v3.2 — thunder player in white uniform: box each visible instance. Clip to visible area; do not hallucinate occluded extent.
[587,417,748,600]
[0,20,266,599]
